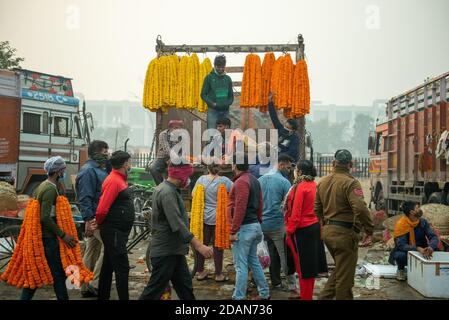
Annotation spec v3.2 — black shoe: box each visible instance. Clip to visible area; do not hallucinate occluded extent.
[81,285,98,298]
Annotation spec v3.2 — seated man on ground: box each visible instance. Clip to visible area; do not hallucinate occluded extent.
[389,201,439,281]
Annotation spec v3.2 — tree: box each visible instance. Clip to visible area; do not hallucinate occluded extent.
[307,119,351,154]
[0,41,24,69]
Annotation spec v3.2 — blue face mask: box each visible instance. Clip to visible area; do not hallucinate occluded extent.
[57,172,66,181]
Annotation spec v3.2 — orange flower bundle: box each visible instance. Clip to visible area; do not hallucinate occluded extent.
[270,54,294,110]
[0,200,53,289]
[260,52,276,113]
[240,54,262,108]
[55,196,93,285]
[290,59,311,118]
[214,184,230,250]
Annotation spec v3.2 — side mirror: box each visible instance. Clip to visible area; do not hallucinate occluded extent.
[368,136,375,151]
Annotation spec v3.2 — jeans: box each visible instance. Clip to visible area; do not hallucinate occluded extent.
[263,227,288,287]
[149,158,168,186]
[231,223,270,300]
[139,255,195,300]
[207,108,230,129]
[20,237,69,300]
[98,228,130,300]
[393,251,408,270]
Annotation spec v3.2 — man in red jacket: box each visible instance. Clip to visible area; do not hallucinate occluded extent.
[96,151,135,300]
[228,153,270,300]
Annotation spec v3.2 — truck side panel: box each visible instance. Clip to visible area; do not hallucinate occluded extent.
[0,96,20,164]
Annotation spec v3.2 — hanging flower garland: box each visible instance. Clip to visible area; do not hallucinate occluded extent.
[198,57,212,113]
[1,200,53,289]
[240,54,262,108]
[55,196,93,285]
[215,184,230,250]
[190,184,205,242]
[260,52,275,113]
[290,59,310,118]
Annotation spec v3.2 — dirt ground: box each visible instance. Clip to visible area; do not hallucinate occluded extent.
[0,237,438,300]
[1,178,443,300]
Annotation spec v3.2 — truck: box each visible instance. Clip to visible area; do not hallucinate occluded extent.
[150,35,313,163]
[368,71,449,215]
[0,68,93,198]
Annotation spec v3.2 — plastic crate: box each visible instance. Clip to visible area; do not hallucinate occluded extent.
[407,251,449,298]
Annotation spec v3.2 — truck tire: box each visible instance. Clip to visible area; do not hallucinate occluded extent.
[428,192,443,204]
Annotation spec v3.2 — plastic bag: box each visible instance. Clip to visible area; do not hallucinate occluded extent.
[257,236,271,269]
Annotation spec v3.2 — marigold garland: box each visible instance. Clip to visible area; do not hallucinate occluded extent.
[55,196,93,285]
[260,53,276,113]
[190,184,204,242]
[0,200,53,289]
[240,54,262,108]
[198,58,212,113]
[214,184,230,250]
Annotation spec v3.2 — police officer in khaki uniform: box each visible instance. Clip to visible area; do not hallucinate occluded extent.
[315,149,374,300]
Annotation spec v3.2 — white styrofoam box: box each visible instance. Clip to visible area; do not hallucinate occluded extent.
[407,251,449,299]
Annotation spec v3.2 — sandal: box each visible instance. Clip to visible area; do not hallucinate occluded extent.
[215,275,229,282]
[196,272,209,281]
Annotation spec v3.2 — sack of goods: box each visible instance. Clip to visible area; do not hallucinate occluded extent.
[0,182,18,215]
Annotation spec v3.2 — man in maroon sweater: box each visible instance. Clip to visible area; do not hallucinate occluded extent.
[228,153,270,300]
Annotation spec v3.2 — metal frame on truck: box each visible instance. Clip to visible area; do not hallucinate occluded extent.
[150,34,309,161]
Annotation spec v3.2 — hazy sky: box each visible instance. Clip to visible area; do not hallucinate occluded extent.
[1,0,448,106]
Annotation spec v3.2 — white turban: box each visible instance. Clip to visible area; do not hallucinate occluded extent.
[44,156,66,174]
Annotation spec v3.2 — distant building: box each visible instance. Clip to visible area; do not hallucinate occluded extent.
[86,100,155,151]
[306,99,388,126]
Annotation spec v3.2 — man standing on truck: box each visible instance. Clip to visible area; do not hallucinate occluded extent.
[315,149,374,300]
[76,140,110,298]
[201,55,234,129]
[267,93,300,162]
[149,120,184,185]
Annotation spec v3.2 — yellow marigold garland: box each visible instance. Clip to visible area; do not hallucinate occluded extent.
[190,184,204,242]
[198,58,212,113]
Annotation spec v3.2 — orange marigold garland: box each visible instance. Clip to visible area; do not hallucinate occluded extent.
[215,184,230,250]
[260,52,275,112]
[0,200,53,289]
[55,195,93,285]
[241,54,262,108]
[290,59,311,118]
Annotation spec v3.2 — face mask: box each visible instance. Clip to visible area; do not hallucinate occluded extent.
[280,168,290,178]
[92,152,109,167]
[57,172,66,182]
[414,209,423,219]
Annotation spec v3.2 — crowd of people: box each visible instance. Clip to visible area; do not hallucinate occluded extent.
[14,53,440,300]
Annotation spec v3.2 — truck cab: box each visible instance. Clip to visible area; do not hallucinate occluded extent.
[0,69,90,198]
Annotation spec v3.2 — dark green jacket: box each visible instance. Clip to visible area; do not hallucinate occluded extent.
[33,181,65,239]
[200,70,234,111]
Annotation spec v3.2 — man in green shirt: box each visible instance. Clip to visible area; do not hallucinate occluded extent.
[20,156,77,300]
[201,55,234,129]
